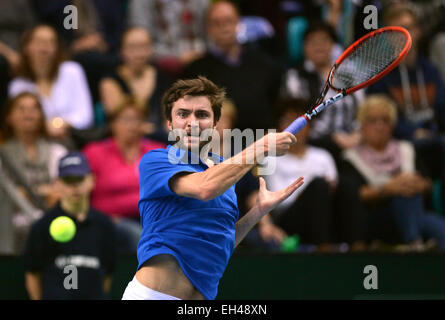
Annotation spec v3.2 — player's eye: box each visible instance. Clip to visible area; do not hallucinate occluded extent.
[196,111,210,118]
[178,110,189,118]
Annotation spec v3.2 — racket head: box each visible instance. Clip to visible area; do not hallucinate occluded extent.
[328,26,412,94]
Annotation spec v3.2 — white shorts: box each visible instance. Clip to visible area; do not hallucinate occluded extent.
[121,276,181,300]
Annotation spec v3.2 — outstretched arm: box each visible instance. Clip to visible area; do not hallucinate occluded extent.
[171,132,296,201]
[235,176,304,248]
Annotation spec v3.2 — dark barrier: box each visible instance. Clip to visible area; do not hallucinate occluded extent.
[1,252,445,300]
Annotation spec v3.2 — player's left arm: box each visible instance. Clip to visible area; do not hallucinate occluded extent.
[234,177,304,248]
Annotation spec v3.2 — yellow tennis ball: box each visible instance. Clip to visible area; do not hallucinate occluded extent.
[49,216,76,242]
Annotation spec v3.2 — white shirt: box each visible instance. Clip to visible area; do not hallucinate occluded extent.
[8,61,94,129]
[264,146,338,211]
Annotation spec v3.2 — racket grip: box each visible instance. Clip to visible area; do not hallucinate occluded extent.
[284,116,308,135]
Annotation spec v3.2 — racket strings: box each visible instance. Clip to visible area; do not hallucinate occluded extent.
[332,31,407,90]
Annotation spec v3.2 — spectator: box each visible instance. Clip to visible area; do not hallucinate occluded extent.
[0,0,37,114]
[214,99,283,252]
[367,3,445,189]
[0,0,36,70]
[0,92,68,254]
[24,152,118,299]
[8,24,94,142]
[322,0,356,48]
[31,0,128,105]
[342,94,445,251]
[99,27,171,136]
[31,0,112,54]
[280,21,363,162]
[182,0,283,132]
[0,171,16,255]
[127,0,209,77]
[430,31,445,84]
[83,96,165,254]
[264,99,338,252]
[0,162,44,256]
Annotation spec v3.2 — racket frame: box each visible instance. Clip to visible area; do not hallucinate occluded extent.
[286,26,412,134]
[330,26,412,94]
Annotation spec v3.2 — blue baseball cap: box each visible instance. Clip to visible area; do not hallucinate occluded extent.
[58,152,91,178]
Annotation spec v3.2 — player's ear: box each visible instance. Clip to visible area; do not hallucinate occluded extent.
[167,120,173,131]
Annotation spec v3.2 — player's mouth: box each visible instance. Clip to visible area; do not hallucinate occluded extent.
[185,135,200,143]
[185,130,200,139]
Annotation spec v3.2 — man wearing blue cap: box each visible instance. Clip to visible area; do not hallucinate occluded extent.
[23,152,118,300]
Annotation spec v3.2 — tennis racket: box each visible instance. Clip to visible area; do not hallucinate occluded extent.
[284,26,412,135]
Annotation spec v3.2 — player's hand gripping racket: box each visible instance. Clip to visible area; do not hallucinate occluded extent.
[284,26,412,134]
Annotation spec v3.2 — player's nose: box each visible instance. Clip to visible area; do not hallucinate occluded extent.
[188,120,200,134]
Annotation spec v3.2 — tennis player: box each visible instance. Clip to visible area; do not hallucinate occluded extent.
[122,77,304,300]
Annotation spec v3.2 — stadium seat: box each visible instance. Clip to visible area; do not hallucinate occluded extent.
[287,16,308,64]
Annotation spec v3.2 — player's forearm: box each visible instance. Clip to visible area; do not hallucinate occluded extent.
[199,163,254,200]
[199,144,259,198]
[174,144,260,201]
[234,205,267,248]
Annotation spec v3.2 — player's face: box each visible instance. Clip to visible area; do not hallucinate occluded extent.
[168,95,215,150]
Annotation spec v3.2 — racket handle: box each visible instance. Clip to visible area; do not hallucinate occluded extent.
[284,116,308,135]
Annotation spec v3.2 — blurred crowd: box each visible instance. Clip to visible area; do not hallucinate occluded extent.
[1,0,445,264]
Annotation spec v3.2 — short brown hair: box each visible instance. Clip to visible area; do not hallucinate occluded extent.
[1,92,48,140]
[16,24,68,81]
[162,76,226,124]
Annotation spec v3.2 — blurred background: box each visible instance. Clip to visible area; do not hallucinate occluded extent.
[0,0,445,299]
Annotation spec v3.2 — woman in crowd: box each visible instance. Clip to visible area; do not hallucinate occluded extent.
[342,94,445,251]
[0,91,68,254]
[99,27,171,139]
[83,96,165,254]
[8,24,93,141]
